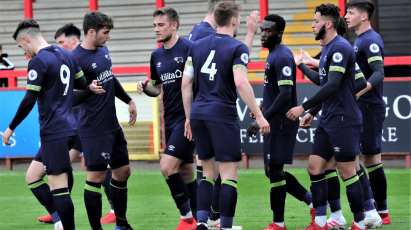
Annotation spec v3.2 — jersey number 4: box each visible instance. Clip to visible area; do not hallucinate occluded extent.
[60,64,70,96]
[201,50,217,81]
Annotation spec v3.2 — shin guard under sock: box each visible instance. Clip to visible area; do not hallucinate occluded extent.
[185,178,198,220]
[325,169,341,212]
[284,171,311,206]
[84,181,102,230]
[196,166,203,185]
[367,163,388,211]
[68,171,74,194]
[103,167,114,211]
[165,173,191,217]
[357,165,374,211]
[310,174,328,226]
[343,175,365,223]
[220,180,238,229]
[210,175,221,221]
[110,178,130,227]
[28,179,57,217]
[52,187,75,230]
[197,177,215,224]
[270,175,286,223]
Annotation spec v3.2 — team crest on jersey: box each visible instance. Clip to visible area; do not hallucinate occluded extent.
[319,68,326,78]
[174,57,184,63]
[354,46,358,52]
[266,63,270,69]
[370,43,380,53]
[282,66,292,76]
[241,53,249,63]
[355,63,360,70]
[332,52,343,63]
[157,62,161,67]
[28,70,38,81]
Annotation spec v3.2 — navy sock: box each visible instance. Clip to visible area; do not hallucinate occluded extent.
[357,165,374,211]
[270,175,286,223]
[343,175,365,222]
[103,167,114,211]
[84,181,102,230]
[68,171,74,194]
[220,180,238,229]
[284,171,311,206]
[367,163,388,211]
[210,175,221,221]
[165,173,191,216]
[196,166,203,185]
[51,187,75,230]
[28,179,57,217]
[197,177,215,223]
[110,178,129,227]
[325,169,341,212]
[310,174,328,217]
[50,211,61,224]
[186,178,198,220]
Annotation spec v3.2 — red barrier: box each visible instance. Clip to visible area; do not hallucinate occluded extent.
[338,0,346,17]
[24,0,33,19]
[89,0,98,11]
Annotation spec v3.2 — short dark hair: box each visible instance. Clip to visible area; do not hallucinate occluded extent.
[337,17,347,36]
[264,14,286,32]
[83,11,114,35]
[207,0,235,13]
[214,1,241,27]
[13,19,41,40]
[54,23,81,40]
[345,0,375,21]
[315,3,341,30]
[153,7,180,30]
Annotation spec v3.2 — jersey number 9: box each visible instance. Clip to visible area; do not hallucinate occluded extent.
[60,64,70,96]
[201,50,217,81]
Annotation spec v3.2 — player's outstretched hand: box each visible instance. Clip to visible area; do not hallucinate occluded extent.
[300,48,312,65]
[128,100,137,125]
[247,11,260,35]
[292,50,303,66]
[286,105,305,121]
[300,113,314,129]
[184,119,194,141]
[137,79,149,95]
[90,80,105,94]
[256,116,270,136]
[2,127,14,146]
[247,121,260,137]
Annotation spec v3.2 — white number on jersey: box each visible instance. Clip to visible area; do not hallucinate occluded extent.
[201,50,217,81]
[188,34,193,40]
[60,64,70,96]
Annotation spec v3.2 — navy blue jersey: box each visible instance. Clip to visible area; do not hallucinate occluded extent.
[71,45,120,137]
[318,35,362,127]
[263,44,298,134]
[187,22,216,41]
[187,33,249,124]
[26,45,82,140]
[150,37,193,128]
[354,29,385,113]
[355,62,365,80]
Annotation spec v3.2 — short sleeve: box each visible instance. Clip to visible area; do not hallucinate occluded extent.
[354,62,365,80]
[274,56,294,86]
[149,52,161,85]
[27,58,47,92]
[363,37,383,64]
[184,46,194,78]
[232,43,249,73]
[329,44,351,74]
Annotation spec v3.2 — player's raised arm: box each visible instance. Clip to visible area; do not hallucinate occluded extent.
[181,56,195,141]
[244,10,260,53]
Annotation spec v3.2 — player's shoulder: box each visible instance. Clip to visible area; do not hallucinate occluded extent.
[179,37,194,47]
[151,45,163,58]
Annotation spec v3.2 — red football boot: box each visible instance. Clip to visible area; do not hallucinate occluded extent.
[175,216,197,230]
[262,222,286,230]
[38,214,53,224]
[349,224,367,229]
[101,212,116,224]
[296,221,328,230]
[378,212,391,225]
[310,208,315,224]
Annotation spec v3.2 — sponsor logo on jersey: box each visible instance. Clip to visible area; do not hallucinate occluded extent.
[324,56,327,61]
[168,145,175,151]
[157,62,161,67]
[28,70,38,81]
[96,67,114,83]
[370,43,380,53]
[174,57,184,63]
[160,69,183,82]
[282,66,292,76]
[101,152,110,159]
[105,55,111,60]
[332,52,343,63]
[334,147,340,152]
[266,62,270,69]
[92,63,97,69]
[355,63,360,71]
[241,53,249,63]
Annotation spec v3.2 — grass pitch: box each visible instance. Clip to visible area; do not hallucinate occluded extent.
[0,168,409,230]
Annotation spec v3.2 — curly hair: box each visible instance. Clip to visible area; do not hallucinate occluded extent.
[214,1,241,27]
[153,7,180,30]
[13,19,41,40]
[315,3,341,30]
[83,11,114,35]
[264,14,286,32]
[54,23,81,40]
[345,0,375,21]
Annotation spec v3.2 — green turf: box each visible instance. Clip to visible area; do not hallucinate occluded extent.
[0,169,409,230]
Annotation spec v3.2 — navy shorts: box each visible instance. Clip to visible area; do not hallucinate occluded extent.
[360,112,385,155]
[34,136,81,162]
[263,134,296,165]
[164,121,195,164]
[71,135,82,152]
[191,119,241,162]
[81,129,129,170]
[312,124,362,162]
[40,136,76,175]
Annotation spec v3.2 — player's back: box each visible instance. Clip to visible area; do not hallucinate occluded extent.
[28,45,78,140]
[189,33,249,124]
[187,21,216,41]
